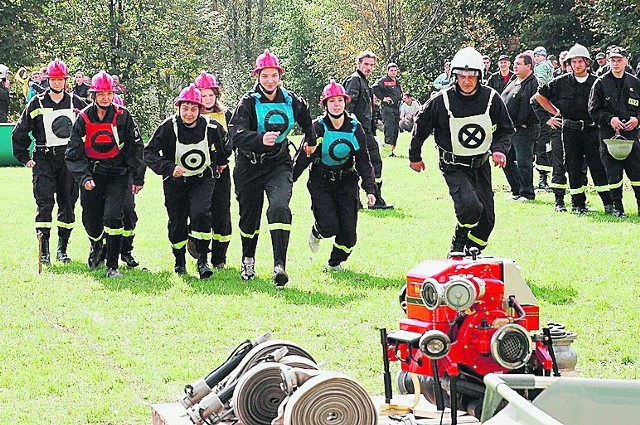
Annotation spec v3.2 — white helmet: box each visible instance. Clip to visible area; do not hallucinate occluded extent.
[565,44,591,61]
[450,47,485,79]
[0,64,8,80]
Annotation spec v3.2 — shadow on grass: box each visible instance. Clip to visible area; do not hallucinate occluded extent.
[359,208,409,219]
[324,268,404,291]
[528,281,577,305]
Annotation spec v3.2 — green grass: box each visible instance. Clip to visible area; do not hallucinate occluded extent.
[1,133,639,424]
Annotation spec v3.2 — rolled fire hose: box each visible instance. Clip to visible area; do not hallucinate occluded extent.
[276,371,378,425]
[220,340,316,389]
[232,358,320,425]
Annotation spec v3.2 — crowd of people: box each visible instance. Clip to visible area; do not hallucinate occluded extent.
[4,40,640,282]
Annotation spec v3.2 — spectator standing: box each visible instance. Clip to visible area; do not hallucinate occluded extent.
[72,71,90,100]
[482,55,492,84]
[433,61,452,92]
[0,65,9,123]
[487,55,514,94]
[399,93,421,132]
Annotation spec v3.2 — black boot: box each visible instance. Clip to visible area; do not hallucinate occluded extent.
[173,248,186,274]
[88,239,104,270]
[39,233,51,265]
[369,182,394,210]
[554,190,567,212]
[56,236,71,263]
[197,254,213,279]
[537,172,551,191]
[448,225,469,257]
[120,236,139,268]
[105,234,122,277]
[613,201,626,218]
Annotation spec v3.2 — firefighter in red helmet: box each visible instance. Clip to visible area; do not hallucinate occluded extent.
[293,80,376,271]
[12,59,87,265]
[65,70,145,277]
[144,84,230,278]
[228,49,316,286]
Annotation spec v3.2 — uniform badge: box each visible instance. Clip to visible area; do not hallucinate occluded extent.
[629,98,639,106]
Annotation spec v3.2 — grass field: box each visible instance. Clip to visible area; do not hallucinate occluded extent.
[1,133,638,424]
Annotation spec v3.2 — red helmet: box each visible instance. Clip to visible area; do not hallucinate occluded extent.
[174,84,203,107]
[112,94,125,106]
[194,71,220,90]
[46,59,70,79]
[319,79,351,105]
[252,49,285,77]
[90,71,115,92]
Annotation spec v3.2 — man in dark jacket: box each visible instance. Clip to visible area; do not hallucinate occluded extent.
[487,55,514,95]
[372,62,403,155]
[501,52,540,201]
[589,46,640,217]
[410,47,514,255]
[344,50,393,209]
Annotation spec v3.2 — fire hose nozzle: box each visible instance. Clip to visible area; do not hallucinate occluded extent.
[279,366,324,395]
[268,346,289,362]
[179,379,211,409]
[186,391,223,425]
[254,331,272,346]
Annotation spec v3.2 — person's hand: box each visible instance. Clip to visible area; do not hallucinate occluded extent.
[303,143,317,157]
[410,160,425,172]
[383,96,392,103]
[172,165,185,178]
[217,164,228,173]
[84,179,96,191]
[132,185,143,195]
[611,117,626,131]
[547,116,562,129]
[367,194,376,207]
[263,131,280,146]
[492,152,507,168]
[25,159,36,168]
[624,116,639,131]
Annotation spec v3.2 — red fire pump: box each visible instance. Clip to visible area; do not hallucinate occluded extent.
[384,250,566,420]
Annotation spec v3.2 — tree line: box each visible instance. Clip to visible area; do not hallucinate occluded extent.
[1,0,637,134]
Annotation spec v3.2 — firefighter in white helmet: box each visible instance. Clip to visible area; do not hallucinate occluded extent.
[409,46,514,255]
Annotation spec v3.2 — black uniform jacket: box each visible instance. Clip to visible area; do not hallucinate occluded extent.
[409,85,514,163]
[487,71,515,95]
[589,71,640,140]
[344,70,373,131]
[372,75,403,109]
[292,114,376,195]
[65,103,144,186]
[501,72,539,128]
[12,91,87,165]
[144,114,230,179]
[538,73,596,122]
[228,84,315,155]
[0,85,9,123]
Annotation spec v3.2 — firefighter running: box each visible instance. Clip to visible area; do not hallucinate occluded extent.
[409,47,514,255]
[228,49,316,286]
[293,80,376,271]
[144,84,230,279]
[12,59,86,265]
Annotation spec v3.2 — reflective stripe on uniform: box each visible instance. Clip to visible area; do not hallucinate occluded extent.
[594,184,610,192]
[630,180,640,187]
[56,221,75,229]
[468,233,488,247]
[458,221,478,229]
[549,182,568,189]
[88,231,104,242]
[122,229,135,237]
[172,240,188,249]
[35,221,53,228]
[268,223,292,231]
[240,229,260,239]
[189,230,212,241]
[568,186,586,195]
[212,232,232,242]
[609,180,623,190]
[333,242,354,254]
[30,107,53,119]
[375,178,383,183]
[535,164,553,172]
[104,226,124,236]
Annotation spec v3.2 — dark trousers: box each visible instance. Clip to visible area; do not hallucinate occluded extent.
[505,125,539,199]
[535,123,552,173]
[549,127,567,196]
[364,128,382,180]
[234,155,292,267]
[381,107,400,147]
[163,171,214,254]
[600,139,640,206]
[80,173,128,268]
[121,174,138,254]
[441,161,495,250]
[308,170,359,266]
[32,151,78,238]
[210,166,232,265]
[564,129,612,208]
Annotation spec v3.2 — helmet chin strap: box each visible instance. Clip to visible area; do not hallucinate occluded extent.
[95,102,111,110]
[259,83,276,95]
[49,86,64,94]
[327,111,344,119]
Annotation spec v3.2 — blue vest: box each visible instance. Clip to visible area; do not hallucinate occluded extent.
[319,115,360,167]
[251,88,295,144]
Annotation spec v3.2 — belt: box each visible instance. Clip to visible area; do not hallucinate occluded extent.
[439,149,489,168]
[238,143,288,165]
[33,145,66,155]
[312,166,356,181]
[562,118,595,131]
